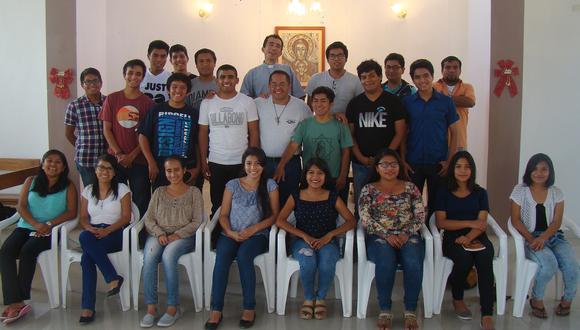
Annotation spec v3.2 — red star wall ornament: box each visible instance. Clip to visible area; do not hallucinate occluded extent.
[493,60,519,97]
[49,68,73,99]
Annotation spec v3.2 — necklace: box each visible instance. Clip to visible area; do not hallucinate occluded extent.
[272,100,289,125]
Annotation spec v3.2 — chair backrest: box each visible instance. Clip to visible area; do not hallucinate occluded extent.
[130,202,140,224]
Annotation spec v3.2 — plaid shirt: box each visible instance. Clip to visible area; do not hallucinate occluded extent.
[64,94,107,167]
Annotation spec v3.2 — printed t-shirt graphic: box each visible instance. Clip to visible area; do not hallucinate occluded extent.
[116,105,140,128]
[140,69,171,104]
[156,111,192,157]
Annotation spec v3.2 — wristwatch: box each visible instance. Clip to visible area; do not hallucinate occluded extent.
[46,221,53,227]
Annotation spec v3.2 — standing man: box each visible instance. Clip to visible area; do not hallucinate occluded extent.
[346,60,406,217]
[198,64,260,216]
[382,52,416,98]
[186,48,218,111]
[169,44,197,81]
[241,34,305,99]
[256,70,312,206]
[99,59,154,217]
[306,41,363,115]
[140,40,171,104]
[433,56,475,150]
[403,59,459,216]
[64,67,107,186]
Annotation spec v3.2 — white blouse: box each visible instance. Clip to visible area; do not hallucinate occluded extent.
[509,183,564,232]
[82,183,131,225]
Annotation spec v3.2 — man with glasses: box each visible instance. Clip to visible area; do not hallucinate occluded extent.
[382,53,417,99]
[64,67,108,186]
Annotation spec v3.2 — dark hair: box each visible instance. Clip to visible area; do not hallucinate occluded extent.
[262,34,284,50]
[409,59,434,79]
[522,153,555,187]
[167,73,192,94]
[441,55,462,69]
[123,59,146,76]
[326,41,348,60]
[31,149,70,197]
[268,70,291,84]
[241,148,272,219]
[357,59,382,78]
[367,148,407,183]
[384,53,405,68]
[147,40,169,56]
[164,155,186,168]
[91,154,120,201]
[169,44,188,59]
[446,150,478,192]
[194,48,217,63]
[299,158,334,190]
[311,86,335,102]
[216,64,237,78]
[80,67,101,83]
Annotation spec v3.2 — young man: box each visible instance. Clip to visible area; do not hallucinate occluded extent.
[64,67,107,186]
[403,59,459,216]
[382,53,417,98]
[306,41,363,115]
[185,48,218,111]
[169,44,197,80]
[138,73,200,189]
[346,60,406,217]
[275,86,352,203]
[198,64,260,216]
[140,40,171,104]
[433,56,476,150]
[256,70,312,205]
[241,34,305,99]
[99,59,154,217]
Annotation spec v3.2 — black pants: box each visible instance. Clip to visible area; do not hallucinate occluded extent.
[443,234,495,316]
[208,162,242,246]
[408,163,445,219]
[0,227,51,305]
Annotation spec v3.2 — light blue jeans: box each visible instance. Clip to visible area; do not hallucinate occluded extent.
[291,238,340,301]
[525,231,579,301]
[142,235,195,306]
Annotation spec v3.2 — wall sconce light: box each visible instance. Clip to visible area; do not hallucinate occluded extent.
[310,1,322,12]
[391,3,407,18]
[199,1,214,18]
[288,0,307,16]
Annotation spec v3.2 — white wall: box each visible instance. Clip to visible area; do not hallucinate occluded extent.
[521,1,580,218]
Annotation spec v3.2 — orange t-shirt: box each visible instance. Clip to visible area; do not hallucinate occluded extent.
[433,79,475,149]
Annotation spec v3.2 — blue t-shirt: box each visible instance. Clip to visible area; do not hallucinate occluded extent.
[402,89,459,164]
[434,186,489,240]
[226,178,278,235]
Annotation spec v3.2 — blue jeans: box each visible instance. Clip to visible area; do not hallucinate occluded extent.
[291,238,340,301]
[366,234,425,311]
[264,156,301,207]
[352,162,372,220]
[76,162,95,187]
[525,231,579,301]
[210,234,268,311]
[142,235,195,306]
[79,224,122,310]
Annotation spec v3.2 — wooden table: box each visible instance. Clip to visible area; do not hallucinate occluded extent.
[0,158,40,205]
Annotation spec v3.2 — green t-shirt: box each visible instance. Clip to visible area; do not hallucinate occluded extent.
[291,117,353,178]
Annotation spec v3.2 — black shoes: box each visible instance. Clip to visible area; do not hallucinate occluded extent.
[239,317,255,328]
[204,315,222,330]
[106,276,124,297]
[79,310,95,324]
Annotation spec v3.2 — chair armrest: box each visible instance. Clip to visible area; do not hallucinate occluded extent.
[429,214,443,260]
[269,224,277,253]
[507,217,527,266]
[563,216,580,238]
[344,228,354,259]
[194,213,207,254]
[0,212,20,230]
[59,218,79,251]
[277,228,288,262]
[204,208,221,253]
[487,215,508,260]
[130,218,145,254]
[356,223,367,263]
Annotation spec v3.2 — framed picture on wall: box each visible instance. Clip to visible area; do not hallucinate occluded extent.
[275,26,325,87]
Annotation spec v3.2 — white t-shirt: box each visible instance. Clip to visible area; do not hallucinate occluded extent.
[256,96,312,157]
[305,70,364,114]
[509,183,564,232]
[82,183,131,225]
[198,92,259,165]
[140,69,171,104]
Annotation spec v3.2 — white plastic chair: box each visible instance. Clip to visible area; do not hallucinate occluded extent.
[203,207,276,313]
[131,211,206,312]
[276,212,354,317]
[430,213,508,315]
[508,215,580,317]
[0,212,67,309]
[60,203,139,311]
[356,222,434,319]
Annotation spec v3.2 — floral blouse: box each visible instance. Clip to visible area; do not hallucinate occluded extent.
[359,181,425,237]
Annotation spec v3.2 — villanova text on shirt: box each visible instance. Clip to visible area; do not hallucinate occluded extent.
[210,107,245,128]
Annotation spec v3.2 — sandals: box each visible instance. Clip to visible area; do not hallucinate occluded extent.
[403,312,419,330]
[377,312,393,330]
[555,302,571,316]
[300,301,314,320]
[529,299,548,319]
[314,300,327,320]
[2,304,31,325]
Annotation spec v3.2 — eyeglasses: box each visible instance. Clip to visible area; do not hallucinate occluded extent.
[377,161,400,169]
[83,79,101,86]
[328,54,346,60]
[96,165,114,172]
[385,65,402,71]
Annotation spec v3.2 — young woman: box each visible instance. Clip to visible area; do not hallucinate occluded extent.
[276,157,355,320]
[434,151,495,330]
[205,147,279,330]
[140,156,203,328]
[78,154,131,324]
[0,150,77,325]
[510,153,578,318]
[358,149,425,330]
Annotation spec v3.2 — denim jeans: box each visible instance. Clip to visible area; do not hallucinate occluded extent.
[352,162,372,220]
[76,163,95,187]
[525,231,579,301]
[210,234,268,311]
[142,235,195,306]
[366,234,425,311]
[264,156,301,207]
[291,238,340,301]
[79,224,123,310]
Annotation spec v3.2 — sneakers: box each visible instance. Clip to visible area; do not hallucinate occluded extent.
[140,313,156,328]
[157,309,181,327]
[2,304,32,325]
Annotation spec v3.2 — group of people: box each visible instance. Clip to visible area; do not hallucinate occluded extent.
[0,34,576,330]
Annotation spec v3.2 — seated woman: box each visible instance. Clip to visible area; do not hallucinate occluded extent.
[140,156,203,328]
[0,149,77,325]
[78,154,131,324]
[358,149,425,330]
[205,147,279,330]
[434,151,495,330]
[276,157,355,320]
[510,153,578,318]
